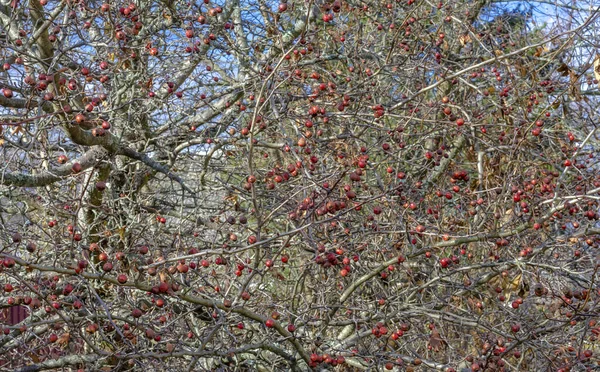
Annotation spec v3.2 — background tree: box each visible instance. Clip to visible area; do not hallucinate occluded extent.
[1,0,600,370]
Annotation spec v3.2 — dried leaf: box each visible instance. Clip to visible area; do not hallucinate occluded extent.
[224,194,238,204]
[534,46,544,57]
[557,63,570,76]
[594,54,600,86]
[27,352,40,363]
[519,65,527,77]
[117,226,126,241]
[442,40,449,51]
[57,332,70,347]
[569,71,582,101]
[428,329,447,352]
[103,24,113,39]
[159,271,168,283]
[459,34,472,46]
[120,59,132,70]
[508,273,522,292]
[518,280,530,298]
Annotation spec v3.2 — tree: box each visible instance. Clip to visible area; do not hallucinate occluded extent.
[1,0,599,370]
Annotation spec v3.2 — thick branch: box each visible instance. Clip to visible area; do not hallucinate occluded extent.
[118,146,194,194]
[0,146,108,187]
[15,354,100,372]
